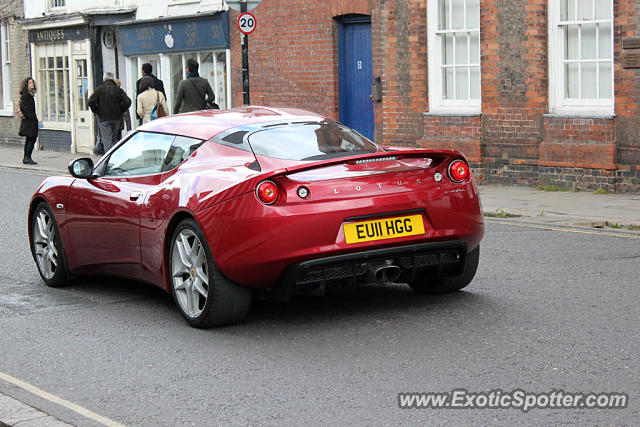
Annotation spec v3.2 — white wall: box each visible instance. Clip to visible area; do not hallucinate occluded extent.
[25,0,226,20]
[24,0,129,19]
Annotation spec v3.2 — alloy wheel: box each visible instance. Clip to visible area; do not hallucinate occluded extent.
[171,229,209,318]
[32,209,59,280]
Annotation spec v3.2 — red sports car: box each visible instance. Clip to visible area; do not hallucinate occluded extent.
[29,106,483,328]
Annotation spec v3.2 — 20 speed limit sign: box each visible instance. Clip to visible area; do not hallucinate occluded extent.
[238,12,257,35]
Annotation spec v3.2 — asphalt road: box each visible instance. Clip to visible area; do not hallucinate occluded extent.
[0,168,638,426]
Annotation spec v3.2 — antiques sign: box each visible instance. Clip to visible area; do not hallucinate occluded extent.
[29,26,88,44]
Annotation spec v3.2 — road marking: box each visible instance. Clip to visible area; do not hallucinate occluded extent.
[485,218,640,239]
[0,371,125,427]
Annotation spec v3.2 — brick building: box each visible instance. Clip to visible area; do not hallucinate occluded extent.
[0,0,29,147]
[229,0,640,192]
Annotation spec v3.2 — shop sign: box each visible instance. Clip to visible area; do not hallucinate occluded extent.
[28,26,88,44]
[120,12,230,55]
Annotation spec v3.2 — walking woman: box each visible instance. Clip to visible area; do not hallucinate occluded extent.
[19,77,38,165]
[137,75,167,124]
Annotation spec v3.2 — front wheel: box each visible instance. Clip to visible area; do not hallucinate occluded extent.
[408,246,480,294]
[169,218,252,328]
[30,202,70,287]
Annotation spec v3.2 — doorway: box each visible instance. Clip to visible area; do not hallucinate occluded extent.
[72,57,92,153]
[338,16,374,140]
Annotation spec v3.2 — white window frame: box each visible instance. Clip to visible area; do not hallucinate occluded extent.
[0,23,12,115]
[427,0,481,114]
[48,0,66,12]
[37,43,72,129]
[548,0,614,116]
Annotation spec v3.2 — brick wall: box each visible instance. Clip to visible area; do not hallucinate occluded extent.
[373,0,427,146]
[232,0,640,192]
[230,0,373,120]
[0,0,29,147]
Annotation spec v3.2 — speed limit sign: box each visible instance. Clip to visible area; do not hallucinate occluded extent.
[238,12,257,35]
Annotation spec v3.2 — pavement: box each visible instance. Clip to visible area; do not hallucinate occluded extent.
[1,142,638,230]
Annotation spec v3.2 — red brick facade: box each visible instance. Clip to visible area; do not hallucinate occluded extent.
[230,0,640,192]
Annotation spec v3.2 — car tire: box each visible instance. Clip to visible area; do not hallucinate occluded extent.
[408,246,480,294]
[169,218,252,328]
[30,202,70,287]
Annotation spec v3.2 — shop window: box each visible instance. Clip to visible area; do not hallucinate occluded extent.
[0,23,11,113]
[38,46,70,123]
[427,0,481,113]
[549,0,613,115]
[169,51,228,109]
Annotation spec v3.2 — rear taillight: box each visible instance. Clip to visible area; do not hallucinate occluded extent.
[256,180,279,204]
[448,160,469,182]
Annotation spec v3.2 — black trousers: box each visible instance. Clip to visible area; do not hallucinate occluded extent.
[24,136,37,159]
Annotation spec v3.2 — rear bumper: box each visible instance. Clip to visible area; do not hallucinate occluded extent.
[265,240,469,301]
[198,177,483,288]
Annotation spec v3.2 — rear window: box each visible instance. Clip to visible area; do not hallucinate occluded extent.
[247,121,377,161]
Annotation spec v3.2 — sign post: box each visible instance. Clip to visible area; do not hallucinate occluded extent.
[226,0,261,105]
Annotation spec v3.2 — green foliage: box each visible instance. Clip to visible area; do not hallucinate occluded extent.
[484,208,521,218]
[537,184,568,192]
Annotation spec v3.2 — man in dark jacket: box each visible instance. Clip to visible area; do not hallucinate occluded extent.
[89,72,131,152]
[173,59,215,114]
[135,63,165,125]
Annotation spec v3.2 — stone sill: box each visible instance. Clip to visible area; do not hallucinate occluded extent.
[543,113,615,120]
[423,112,482,117]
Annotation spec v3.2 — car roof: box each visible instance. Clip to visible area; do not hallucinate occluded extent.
[136,106,326,140]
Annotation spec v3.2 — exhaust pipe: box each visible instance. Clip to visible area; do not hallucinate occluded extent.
[365,261,402,283]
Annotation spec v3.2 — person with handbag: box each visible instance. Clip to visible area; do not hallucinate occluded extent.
[173,59,216,114]
[137,76,168,123]
[18,77,39,165]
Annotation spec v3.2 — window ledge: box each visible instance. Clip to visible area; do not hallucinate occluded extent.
[424,111,482,117]
[0,109,13,117]
[543,113,615,120]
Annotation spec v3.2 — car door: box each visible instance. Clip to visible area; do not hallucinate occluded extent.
[64,131,176,273]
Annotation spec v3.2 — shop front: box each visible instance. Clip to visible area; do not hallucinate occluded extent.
[119,12,231,129]
[28,25,94,153]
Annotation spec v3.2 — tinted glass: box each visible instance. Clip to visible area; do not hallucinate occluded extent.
[105,132,175,176]
[162,135,205,172]
[247,121,377,161]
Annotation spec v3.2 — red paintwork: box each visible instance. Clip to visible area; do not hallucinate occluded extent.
[29,106,484,292]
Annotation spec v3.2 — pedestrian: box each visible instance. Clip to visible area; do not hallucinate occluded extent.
[88,72,131,153]
[137,76,168,124]
[18,77,39,165]
[173,59,216,114]
[114,78,132,140]
[136,63,165,126]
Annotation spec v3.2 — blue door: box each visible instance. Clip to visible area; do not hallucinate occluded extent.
[339,18,374,140]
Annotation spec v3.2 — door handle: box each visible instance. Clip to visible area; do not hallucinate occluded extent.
[130,191,143,201]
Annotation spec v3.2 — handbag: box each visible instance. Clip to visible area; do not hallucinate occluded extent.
[150,91,167,120]
[188,79,217,110]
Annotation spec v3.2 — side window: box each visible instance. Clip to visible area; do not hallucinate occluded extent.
[104,132,175,176]
[161,136,205,172]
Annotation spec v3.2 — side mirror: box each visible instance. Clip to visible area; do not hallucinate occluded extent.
[68,158,95,179]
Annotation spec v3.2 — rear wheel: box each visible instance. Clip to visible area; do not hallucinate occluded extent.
[408,246,480,294]
[169,218,252,328]
[30,202,69,287]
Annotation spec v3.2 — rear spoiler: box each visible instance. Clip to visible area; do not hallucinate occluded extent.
[281,149,462,175]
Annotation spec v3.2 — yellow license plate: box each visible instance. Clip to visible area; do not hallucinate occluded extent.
[343,214,425,244]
